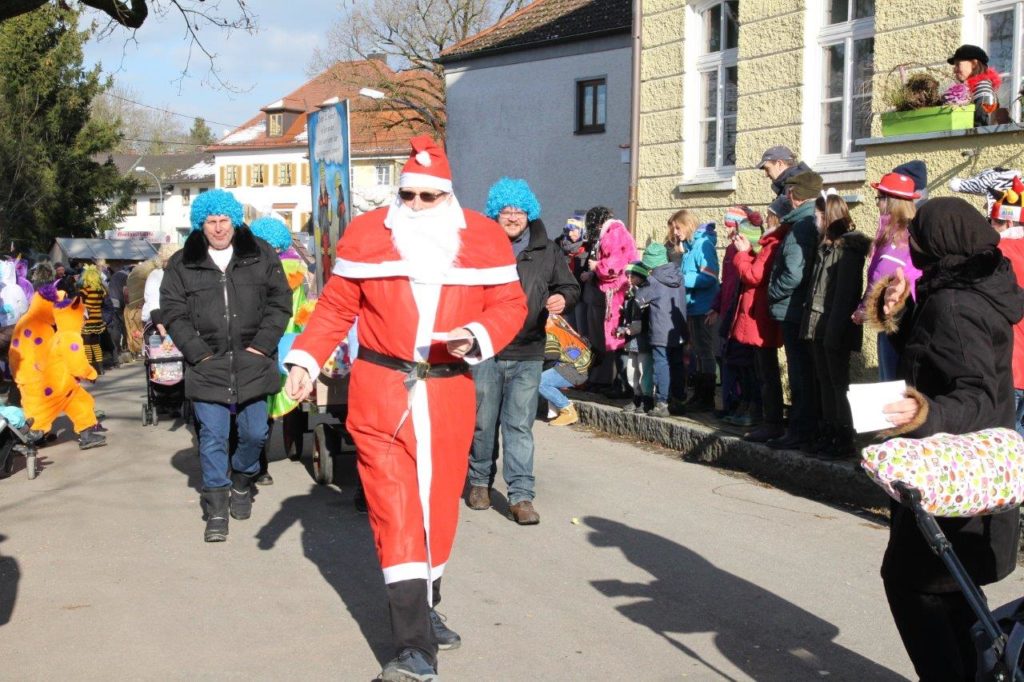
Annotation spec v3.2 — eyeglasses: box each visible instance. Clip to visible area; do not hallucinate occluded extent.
[499,209,527,218]
[398,190,448,202]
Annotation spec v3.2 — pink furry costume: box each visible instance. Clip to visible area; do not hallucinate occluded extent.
[594,219,637,350]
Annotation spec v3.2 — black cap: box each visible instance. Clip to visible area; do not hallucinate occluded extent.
[948,44,989,65]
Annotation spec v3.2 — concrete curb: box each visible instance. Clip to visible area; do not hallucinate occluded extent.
[572,398,889,511]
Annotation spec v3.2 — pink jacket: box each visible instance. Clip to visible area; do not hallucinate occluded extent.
[594,219,637,350]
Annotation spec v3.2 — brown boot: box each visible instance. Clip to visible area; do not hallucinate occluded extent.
[509,500,540,525]
[466,485,491,510]
[549,403,578,426]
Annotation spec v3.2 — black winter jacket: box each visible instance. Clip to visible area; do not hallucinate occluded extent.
[768,161,812,217]
[499,219,580,361]
[799,230,872,350]
[160,227,292,405]
[882,252,1024,592]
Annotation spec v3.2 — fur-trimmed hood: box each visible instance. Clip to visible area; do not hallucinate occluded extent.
[182,225,261,268]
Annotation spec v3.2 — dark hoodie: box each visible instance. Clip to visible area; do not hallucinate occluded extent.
[769,161,812,217]
[634,262,687,346]
[882,197,1024,592]
[498,218,581,361]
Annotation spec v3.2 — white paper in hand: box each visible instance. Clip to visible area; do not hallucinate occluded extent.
[846,380,907,433]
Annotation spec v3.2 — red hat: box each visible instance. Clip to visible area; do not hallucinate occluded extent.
[400,135,452,193]
[871,173,921,200]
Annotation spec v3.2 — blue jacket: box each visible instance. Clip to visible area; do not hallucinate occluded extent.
[768,201,818,323]
[681,222,720,316]
[635,263,687,346]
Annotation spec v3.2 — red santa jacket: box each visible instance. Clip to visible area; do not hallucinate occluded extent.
[287,206,527,375]
[999,238,1024,390]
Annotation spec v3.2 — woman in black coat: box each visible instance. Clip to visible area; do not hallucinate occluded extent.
[875,197,1024,680]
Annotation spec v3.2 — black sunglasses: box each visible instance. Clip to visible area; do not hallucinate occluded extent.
[399,190,448,202]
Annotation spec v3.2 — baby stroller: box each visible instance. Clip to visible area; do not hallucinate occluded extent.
[0,409,43,480]
[142,331,188,426]
[862,430,1024,681]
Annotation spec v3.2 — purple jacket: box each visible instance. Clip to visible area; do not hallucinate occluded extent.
[860,217,922,310]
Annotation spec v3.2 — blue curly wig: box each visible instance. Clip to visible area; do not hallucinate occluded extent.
[249,216,293,251]
[484,177,541,221]
[190,188,244,231]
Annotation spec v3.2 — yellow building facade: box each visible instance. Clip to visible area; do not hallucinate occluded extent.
[637,0,1024,374]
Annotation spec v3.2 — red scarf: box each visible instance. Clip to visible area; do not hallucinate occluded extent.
[967,67,1003,94]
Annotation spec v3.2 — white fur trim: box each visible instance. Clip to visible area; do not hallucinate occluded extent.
[462,321,495,365]
[399,172,452,193]
[415,150,431,167]
[283,349,321,382]
[382,562,430,584]
[333,259,520,285]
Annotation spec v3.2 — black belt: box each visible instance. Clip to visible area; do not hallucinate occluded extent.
[359,347,469,380]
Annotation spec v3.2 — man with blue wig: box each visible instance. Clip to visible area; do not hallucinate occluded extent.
[160,189,292,542]
[467,178,580,524]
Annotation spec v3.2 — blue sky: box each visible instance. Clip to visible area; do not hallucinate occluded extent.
[82,1,341,137]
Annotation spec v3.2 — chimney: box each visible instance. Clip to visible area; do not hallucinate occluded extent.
[368,53,388,63]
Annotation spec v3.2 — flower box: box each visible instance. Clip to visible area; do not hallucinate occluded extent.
[880,105,975,137]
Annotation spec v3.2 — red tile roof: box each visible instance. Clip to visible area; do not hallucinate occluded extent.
[206,60,442,156]
[439,0,630,63]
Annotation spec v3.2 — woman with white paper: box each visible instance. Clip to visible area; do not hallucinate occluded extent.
[871,197,1024,680]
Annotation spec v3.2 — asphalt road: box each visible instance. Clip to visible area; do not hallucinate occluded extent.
[2,364,1023,681]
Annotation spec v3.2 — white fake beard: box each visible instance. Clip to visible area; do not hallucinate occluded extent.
[388,196,464,283]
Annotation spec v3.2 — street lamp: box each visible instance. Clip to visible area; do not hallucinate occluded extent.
[359,87,443,138]
[134,166,164,239]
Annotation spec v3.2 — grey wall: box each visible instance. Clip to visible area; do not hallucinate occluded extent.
[444,35,632,237]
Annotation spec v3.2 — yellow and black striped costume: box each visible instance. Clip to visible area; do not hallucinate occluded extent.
[80,285,106,367]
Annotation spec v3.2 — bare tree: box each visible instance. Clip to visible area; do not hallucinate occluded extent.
[91,84,196,154]
[310,0,529,139]
[1,1,256,90]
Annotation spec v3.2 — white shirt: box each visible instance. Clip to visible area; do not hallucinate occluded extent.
[210,245,233,272]
[141,268,163,324]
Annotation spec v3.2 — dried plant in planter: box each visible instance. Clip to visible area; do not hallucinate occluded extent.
[881,64,948,112]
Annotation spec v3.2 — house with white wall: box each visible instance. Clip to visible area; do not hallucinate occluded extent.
[206,59,439,232]
[438,0,633,233]
[104,152,215,244]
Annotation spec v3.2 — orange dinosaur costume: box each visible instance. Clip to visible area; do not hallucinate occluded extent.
[12,285,100,438]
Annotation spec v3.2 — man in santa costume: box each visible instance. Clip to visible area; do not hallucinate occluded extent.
[284,135,527,682]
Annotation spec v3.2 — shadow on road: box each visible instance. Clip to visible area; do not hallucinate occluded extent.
[0,533,18,627]
[256,484,391,666]
[584,516,905,681]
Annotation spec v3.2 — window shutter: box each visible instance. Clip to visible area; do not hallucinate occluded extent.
[272,164,279,186]
[219,166,225,187]
[289,163,296,185]
[301,163,310,185]
[245,165,251,186]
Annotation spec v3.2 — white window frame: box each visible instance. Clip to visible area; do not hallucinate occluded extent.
[969,0,1024,122]
[682,0,738,184]
[801,1,875,173]
[376,163,392,186]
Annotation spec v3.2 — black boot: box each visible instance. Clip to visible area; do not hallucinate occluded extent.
[429,578,461,651]
[811,422,836,454]
[229,471,255,520]
[201,487,230,542]
[385,579,437,676]
[691,373,717,412]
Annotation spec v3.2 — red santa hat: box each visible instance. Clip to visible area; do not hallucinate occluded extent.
[399,135,452,194]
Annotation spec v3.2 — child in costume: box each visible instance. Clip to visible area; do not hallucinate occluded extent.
[12,285,105,449]
[78,264,107,375]
[249,216,316,484]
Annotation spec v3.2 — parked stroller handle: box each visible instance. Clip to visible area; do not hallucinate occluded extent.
[893,481,1024,681]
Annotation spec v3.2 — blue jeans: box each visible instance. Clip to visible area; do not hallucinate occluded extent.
[877,332,901,381]
[780,321,818,438]
[469,358,543,504]
[650,345,685,404]
[538,369,573,410]
[1015,390,1024,438]
[193,399,268,490]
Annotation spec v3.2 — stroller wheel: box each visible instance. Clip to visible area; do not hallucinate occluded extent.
[141,405,150,426]
[26,454,36,480]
